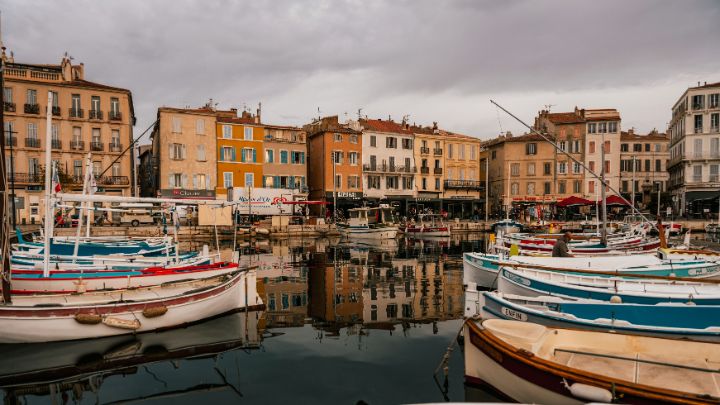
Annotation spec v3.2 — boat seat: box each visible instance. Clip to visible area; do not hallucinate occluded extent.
[482,319,548,351]
[636,354,719,397]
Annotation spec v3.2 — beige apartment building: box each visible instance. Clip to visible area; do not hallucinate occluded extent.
[145,106,226,199]
[441,130,483,218]
[619,129,669,208]
[3,53,134,224]
[583,108,622,199]
[412,124,445,213]
[535,109,586,198]
[262,124,307,192]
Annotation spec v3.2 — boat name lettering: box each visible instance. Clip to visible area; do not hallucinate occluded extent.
[501,307,528,321]
[503,270,531,286]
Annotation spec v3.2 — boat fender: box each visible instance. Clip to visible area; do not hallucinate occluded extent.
[142,305,168,318]
[102,317,141,330]
[562,380,613,403]
[609,295,622,304]
[75,313,102,324]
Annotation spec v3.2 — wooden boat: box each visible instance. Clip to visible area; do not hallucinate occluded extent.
[402,214,450,237]
[470,291,720,342]
[337,206,398,239]
[0,268,262,343]
[463,252,720,289]
[464,318,720,404]
[9,251,207,271]
[491,219,522,234]
[9,261,240,295]
[497,265,720,305]
[14,230,173,257]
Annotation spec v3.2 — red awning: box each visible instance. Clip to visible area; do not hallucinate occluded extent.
[281,201,329,205]
[557,196,593,207]
[599,195,632,206]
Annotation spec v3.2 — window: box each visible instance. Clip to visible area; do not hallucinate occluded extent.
[220,146,235,161]
[367,175,381,189]
[471,145,477,159]
[603,140,610,153]
[196,119,205,135]
[169,173,183,188]
[222,125,232,139]
[334,133,342,142]
[558,181,566,194]
[331,151,342,164]
[491,150,496,159]
[244,172,254,187]
[172,117,182,133]
[527,182,535,195]
[711,113,719,132]
[193,174,208,190]
[558,162,567,174]
[573,180,581,193]
[655,143,661,152]
[559,141,566,152]
[348,175,360,189]
[335,174,342,188]
[527,163,536,176]
[281,150,289,164]
[27,89,38,105]
[622,180,628,192]
[111,129,120,146]
[544,182,551,194]
[459,144,465,159]
[598,123,607,133]
[589,180,595,194]
[692,94,705,110]
[604,160,610,174]
[3,87,12,103]
[244,127,253,140]
[589,161,596,173]
[448,144,454,158]
[73,160,82,178]
[526,143,537,155]
[510,163,520,176]
[291,151,306,164]
[644,159,650,172]
[265,149,274,163]
[543,162,551,175]
[347,152,357,165]
[621,143,629,152]
[90,96,100,113]
[588,123,597,134]
[72,127,81,143]
[223,172,233,188]
[510,182,519,195]
[110,97,119,115]
[608,122,618,133]
[695,115,703,133]
[370,135,376,147]
[644,143,650,152]
[459,168,465,180]
[435,178,440,190]
[51,124,59,141]
[386,137,397,148]
[633,143,642,152]
[27,122,38,139]
[404,157,411,170]
[655,159,661,172]
[695,139,703,158]
[589,141,595,154]
[711,165,720,182]
[386,176,399,189]
[402,138,413,149]
[92,128,101,144]
[710,94,719,108]
[28,158,39,175]
[350,134,358,144]
[112,163,121,177]
[573,162,581,174]
[572,140,581,153]
[169,143,186,160]
[197,144,206,161]
[92,161,101,177]
[712,138,720,157]
[693,165,702,182]
[402,177,413,189]
[422,178,427,190]
[241,148,256,162]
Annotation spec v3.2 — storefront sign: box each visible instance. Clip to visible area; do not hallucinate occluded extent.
[160,189,216,199]
[325,191,361,200]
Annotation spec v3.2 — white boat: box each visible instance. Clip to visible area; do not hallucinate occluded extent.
[464,318,720,404]
[706,223,720,234]
[337,206,398,239]
[491,219,522,234]
[402,214,450,237]
[0,269,262,343]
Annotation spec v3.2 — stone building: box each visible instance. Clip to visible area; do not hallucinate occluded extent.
[2,52,134,224]
[440,130,483,219]
[262,124,307,192]
[619,129,669,210]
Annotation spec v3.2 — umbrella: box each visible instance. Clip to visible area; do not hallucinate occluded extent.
[601,195,631,206]
[557,196,592,207]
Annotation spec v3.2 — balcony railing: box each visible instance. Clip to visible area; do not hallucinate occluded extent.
[693,103,705,110]
[109,142,123,152]
[434,167,443,175]
[10,172,42,183]
[89,110,104,120]
[420,147,430,154]
[711,175,720,183]
[109,111,122,121]
[90,142,104,151]
[5,135,16,147]
[69,108,84,118]
[4,102,15,112]
[25,138,40,148]
[46,106,61,116]
[24,103,39,114]
[695,127,703,134]
[433,148,443,156]
[51,139,62,150]
[96,175,129,185]
[420,167,429,174]
[444,180,486,190]
[70,140,85,150]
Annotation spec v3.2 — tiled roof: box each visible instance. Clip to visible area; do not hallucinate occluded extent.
[359,119,413,134]
[158,106,220,116]
[545,112,584,124]
[691,81,720,90]
[439,130,482,142]
[218,116,259,125]
[621,131,668,141]
[264,124,303,131]
[485,133,549,147]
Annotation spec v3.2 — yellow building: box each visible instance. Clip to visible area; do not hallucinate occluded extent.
[411,124,445,213]
[216,111,264,196]
[441,130,484,218]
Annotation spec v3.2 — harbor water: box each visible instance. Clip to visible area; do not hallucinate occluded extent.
[0,234,495,404]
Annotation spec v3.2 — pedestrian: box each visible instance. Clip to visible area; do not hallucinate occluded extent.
[552,232,574,257]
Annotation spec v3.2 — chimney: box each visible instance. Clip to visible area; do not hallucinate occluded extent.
[256,102,262,124]
[506,131,513,138]
[432,121,439,134]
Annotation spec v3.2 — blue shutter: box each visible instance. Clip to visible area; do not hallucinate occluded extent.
[289,176,295,188]
[301,152,305,164]
[231,147,237,161]
[253,149,257,163]
[273,176,280,188]
[240,148,245,162]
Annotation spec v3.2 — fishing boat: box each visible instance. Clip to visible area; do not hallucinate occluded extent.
[464,318,720,404]
[9,261,240,295]
[13,231,174,256]
[706,223,720,234]
[491,219,523,234]
[470,291,720,342]
[337,206,398,239]
[8,250,206,270]
[497,265,720,305]
[402,214,450,237]
[463,252,720,289]
[0,268,262,343]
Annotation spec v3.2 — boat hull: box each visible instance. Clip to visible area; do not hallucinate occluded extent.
[339,226,398,239]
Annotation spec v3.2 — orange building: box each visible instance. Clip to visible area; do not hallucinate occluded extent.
[216,111,264,196]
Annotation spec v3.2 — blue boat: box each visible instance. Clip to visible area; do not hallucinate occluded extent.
[497,265,720,305]
[14,230,173,257]
[477,291,720,342]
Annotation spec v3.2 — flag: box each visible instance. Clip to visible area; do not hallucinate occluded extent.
[51,163,62,194]
[89,172,98,194]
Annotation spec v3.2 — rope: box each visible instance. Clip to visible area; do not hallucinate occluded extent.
[432,322,464,401]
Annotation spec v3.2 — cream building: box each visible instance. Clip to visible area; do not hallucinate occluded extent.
[619,129,669,208]
[441,130,483,219]
[3,53,134,224]
[412,123,445,213]
[667,81,720,216]
[583,109,622,199]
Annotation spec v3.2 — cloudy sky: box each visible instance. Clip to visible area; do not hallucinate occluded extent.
[2,0,719,140]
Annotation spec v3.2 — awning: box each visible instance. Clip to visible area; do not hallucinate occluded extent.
[557,196,593,207]
[598,195,631,206]
[281,201,328,205]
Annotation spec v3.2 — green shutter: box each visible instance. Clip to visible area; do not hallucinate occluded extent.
[252,149,257,163]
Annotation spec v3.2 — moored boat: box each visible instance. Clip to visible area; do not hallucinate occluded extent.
[403,214,450,237]
[338,206,398,239]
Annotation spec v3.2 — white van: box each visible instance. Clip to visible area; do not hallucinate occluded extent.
[119,203,158,227]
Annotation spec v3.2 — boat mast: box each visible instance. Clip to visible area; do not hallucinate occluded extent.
[72,154,92,262]
[42,91,53,277]
[485,156,489,223]
[600,133,608,245]
[0,33,11,303]
[505,161,510,220]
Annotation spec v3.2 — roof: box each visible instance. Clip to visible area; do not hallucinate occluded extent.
[158,106,219,117]
[359,119,413,135]
[690,81,720,90]
[544,112,584,124]
[264,124,303,131]
[485,133,549,148]
[621,131,668,141]
[217,116,259,125]
[439,130,482,142]
[66,79,131,94]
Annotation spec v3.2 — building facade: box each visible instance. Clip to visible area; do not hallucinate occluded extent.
[147,106,219,199]
[3,53,134,224]
[357,118,416,210]
[619,129,669,209]
[441,131,483,218]
[305,116,363,215]
[535,109,586,200]
[582,108,622,199]
[216,111,264,197]
[412,124,445,213]
[667,81,720,216]
[261,124,307,192]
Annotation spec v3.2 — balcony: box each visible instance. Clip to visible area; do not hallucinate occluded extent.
[25,138,40,148]
[69,108,84,118]
[5,135,16,147]
[393,165,416,173]
[420,166,429,174]
[109,142,123,152]
[96,175,129,186]
[46,106,61,116]
[695,127,703,134]
[51,139,62,150]
[693,103,705,110]
[89,110,104,120]
[444,180,486,190]
[433,148,443,156]
[90,142,104,151]
[109,111,122,121]
[70,140,85,150]
[24,103,39,114]
[4,102,15,112]
[420,147,430,154]
[433,167,443,175]
[10,172,42,184]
